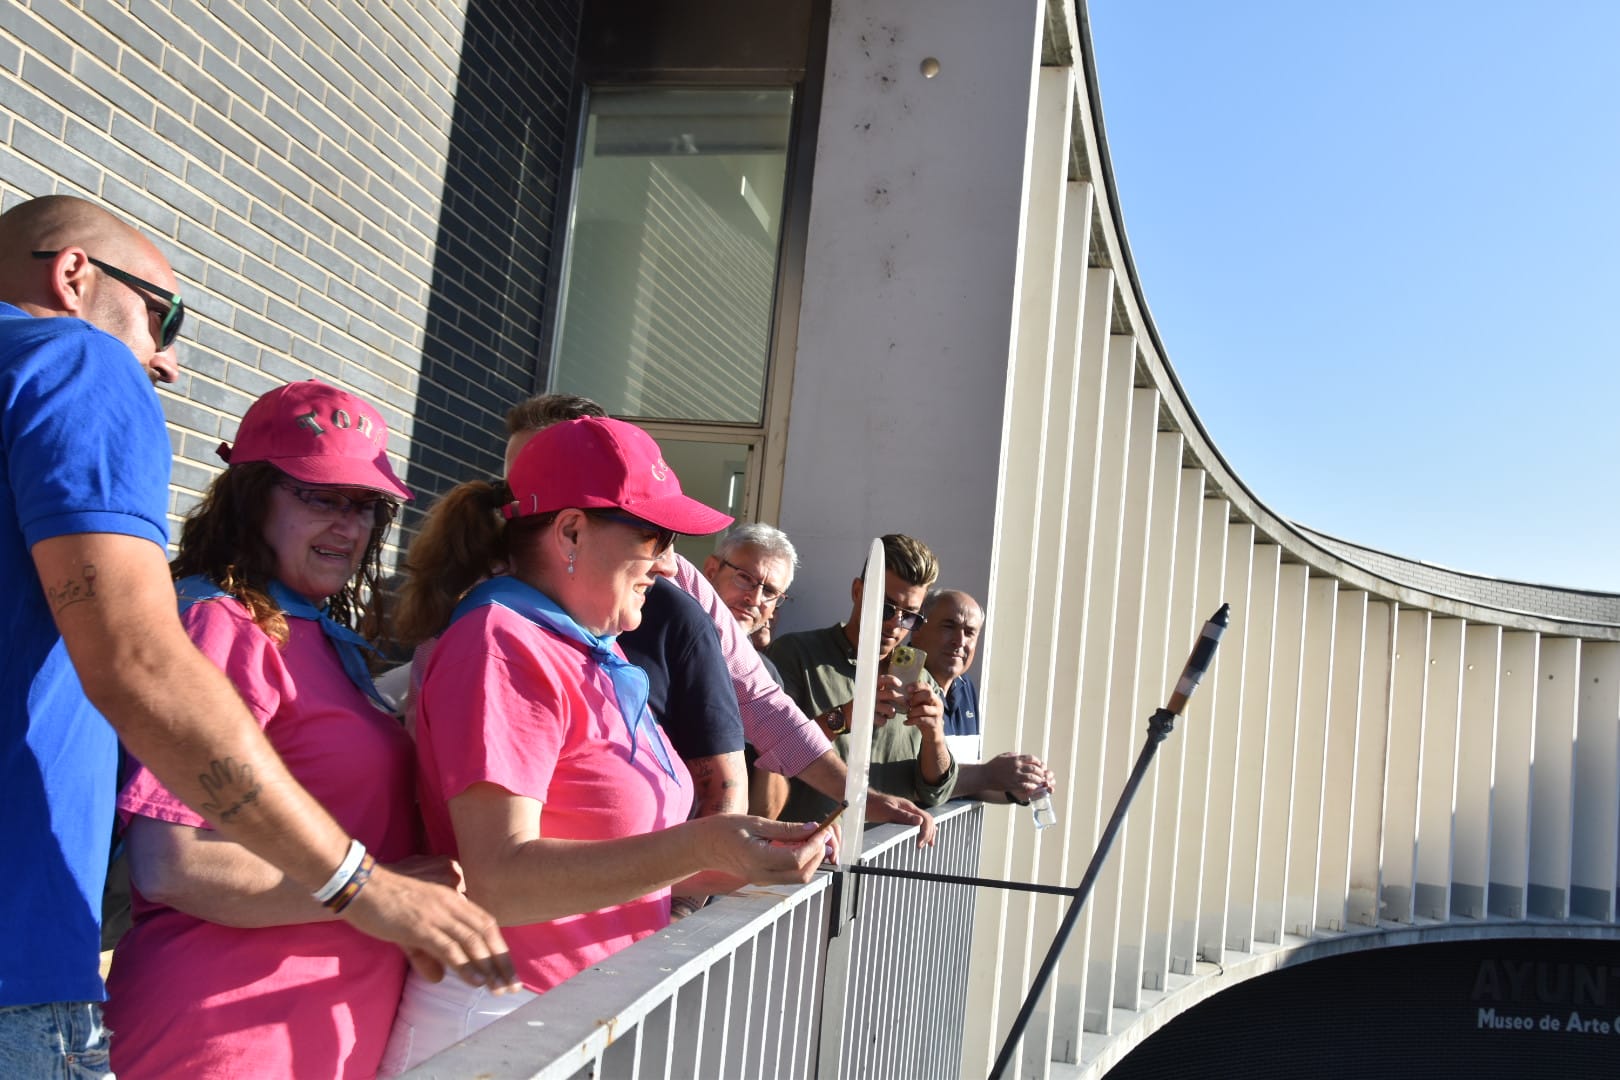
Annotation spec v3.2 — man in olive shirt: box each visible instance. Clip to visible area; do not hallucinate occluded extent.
[768,534,956,821]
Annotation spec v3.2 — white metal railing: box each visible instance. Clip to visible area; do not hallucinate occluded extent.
[404,802,984,1079]
[823,802,985,1079]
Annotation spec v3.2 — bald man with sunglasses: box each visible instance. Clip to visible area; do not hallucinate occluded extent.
[0,196,514,1076]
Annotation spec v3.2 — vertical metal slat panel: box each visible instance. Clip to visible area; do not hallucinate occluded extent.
[1347,601,1395,928]
[1489,632,1539,918]
[1316,590,1367,932]
[1254,563,1308,944]
[1197,523,1254,964]
[1382,608,1431,924]
[1112,429,1186,1007]
[1453,624,1503,919]
[1168,499,1229,972]
[1284,578,1336,938]
[1141,469,1206,985]
[1571,641,1620,920]
[1226,543,1280,952]
[1415,618,1464,920]
[1085,384,1159,1030]
[1530,639,1581,917]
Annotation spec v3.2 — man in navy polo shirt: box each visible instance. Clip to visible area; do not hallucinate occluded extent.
[911,589,1054,803]
[0,195,512,1075]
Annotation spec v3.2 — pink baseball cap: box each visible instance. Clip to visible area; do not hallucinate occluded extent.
[506,417,733,536]
[217,379,412,500]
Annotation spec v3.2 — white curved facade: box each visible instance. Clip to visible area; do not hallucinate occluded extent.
[950,3,1620,1075]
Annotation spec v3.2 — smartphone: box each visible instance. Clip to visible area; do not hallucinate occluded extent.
[888,645,927,714]
[888,644,926,688]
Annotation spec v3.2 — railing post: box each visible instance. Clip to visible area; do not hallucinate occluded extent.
[814,539,887,1078]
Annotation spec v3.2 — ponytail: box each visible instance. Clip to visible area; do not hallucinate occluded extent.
[395,479,511,646]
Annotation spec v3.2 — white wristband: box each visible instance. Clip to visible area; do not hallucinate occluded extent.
[312,839,367,903]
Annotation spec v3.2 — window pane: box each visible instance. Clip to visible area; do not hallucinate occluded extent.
[551,87,794,425]
[658,437,752,564]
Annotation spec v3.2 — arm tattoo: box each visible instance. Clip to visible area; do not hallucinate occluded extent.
[198,757,263,823]
[46,563,99,612]
[688,756,746,816]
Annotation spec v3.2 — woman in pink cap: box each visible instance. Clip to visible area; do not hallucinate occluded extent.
[106,380,457,1079]
[378,417,832,1072]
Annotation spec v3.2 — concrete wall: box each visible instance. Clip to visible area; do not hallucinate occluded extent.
[0,0,580,543]
[776,0,1048,632]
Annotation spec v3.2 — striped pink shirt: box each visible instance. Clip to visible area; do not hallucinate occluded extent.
[671,554,831,776]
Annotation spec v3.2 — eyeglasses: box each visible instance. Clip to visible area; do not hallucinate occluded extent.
[882,598,926,630]
[590,509,677,557]
[278,482,397,528]
[718,557,791,608]
[33,250,186,350]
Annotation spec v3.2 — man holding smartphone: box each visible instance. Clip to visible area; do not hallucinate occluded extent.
[768,533,957,822]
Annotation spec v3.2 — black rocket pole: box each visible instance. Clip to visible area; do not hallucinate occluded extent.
[987,603,1230,1080]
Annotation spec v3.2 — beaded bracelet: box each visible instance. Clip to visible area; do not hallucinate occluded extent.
[325,852,377,915]
[312,839,367,903]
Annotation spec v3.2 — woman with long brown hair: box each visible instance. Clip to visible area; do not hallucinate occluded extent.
[106,380,459,1079]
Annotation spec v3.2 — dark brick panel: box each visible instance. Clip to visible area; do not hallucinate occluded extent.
[0,0,584,563]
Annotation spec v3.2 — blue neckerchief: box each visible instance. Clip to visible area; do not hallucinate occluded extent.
[450,576,677,780]
[175,574,393,713]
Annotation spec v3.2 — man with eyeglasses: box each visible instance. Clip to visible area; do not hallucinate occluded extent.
[0,195,514,1074]
[768,534,958,823]
[701,523,799,816]
[702,522,797,658]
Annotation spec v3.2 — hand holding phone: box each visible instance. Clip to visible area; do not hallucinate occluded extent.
[887,645,927,714]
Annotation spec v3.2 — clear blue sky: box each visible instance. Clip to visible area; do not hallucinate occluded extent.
[1087,2,1620,592]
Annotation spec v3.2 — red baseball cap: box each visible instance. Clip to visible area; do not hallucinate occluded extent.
[506,417,733,536]
[217,379,412,500]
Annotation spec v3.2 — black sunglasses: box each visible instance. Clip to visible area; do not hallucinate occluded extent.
[588,509,677,557]
[33,250,186,350]
[882,598,926,629]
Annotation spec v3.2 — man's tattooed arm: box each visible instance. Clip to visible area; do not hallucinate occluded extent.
[45,563,99,612]
[687,752,748,817]
[198,758,264,823]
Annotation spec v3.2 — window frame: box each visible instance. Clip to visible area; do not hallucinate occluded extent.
[539,0,829,527]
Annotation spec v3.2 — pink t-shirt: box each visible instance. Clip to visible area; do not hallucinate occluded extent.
[415,603,692,994]
[403,558,831,777]
[106,599,418,1080]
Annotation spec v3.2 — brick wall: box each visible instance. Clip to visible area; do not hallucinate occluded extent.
[0,0,581,543]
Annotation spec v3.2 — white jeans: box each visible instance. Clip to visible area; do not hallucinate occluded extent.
[377,967,538,1076]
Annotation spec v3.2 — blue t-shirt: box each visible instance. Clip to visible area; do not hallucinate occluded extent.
[943,674,980,738]
[0,302,170,1006]
[619,577,744,759]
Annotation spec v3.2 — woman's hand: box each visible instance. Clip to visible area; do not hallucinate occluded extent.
[690,814,831,888]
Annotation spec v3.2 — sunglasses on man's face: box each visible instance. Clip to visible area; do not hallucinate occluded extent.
[882,598,925,630]
[33,250,186,350]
